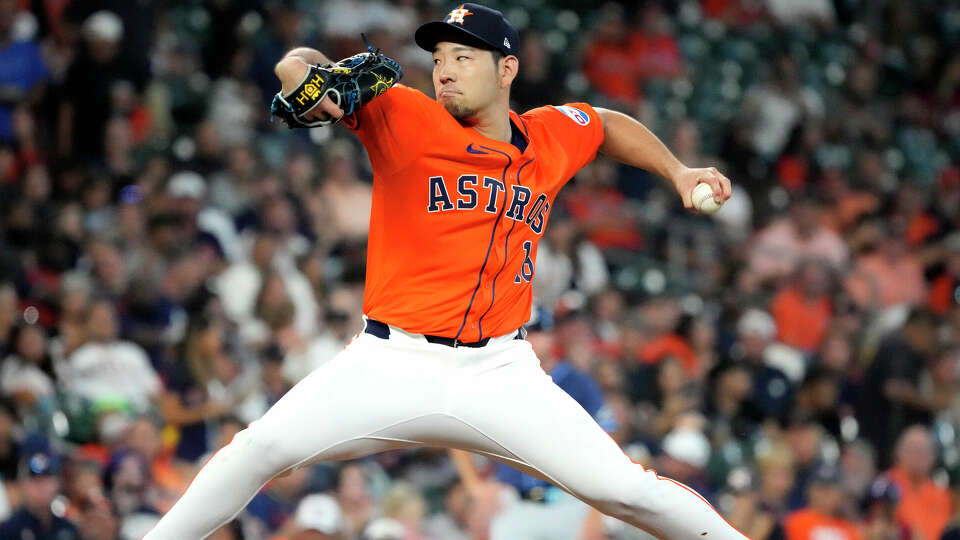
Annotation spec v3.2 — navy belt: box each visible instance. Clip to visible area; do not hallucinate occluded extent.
[364,319,524,348]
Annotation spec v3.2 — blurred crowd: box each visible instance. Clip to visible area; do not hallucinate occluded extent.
[0,0,959,539]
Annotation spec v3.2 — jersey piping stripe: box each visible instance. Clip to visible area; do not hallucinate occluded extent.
[518,117,530,137]
[476,158,535,340]
[453,146,513,344]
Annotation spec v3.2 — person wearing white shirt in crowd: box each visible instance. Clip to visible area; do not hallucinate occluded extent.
[533,215,609,311]
[216,232,318,347]
[284,286,362,384]
[60,300,160,412]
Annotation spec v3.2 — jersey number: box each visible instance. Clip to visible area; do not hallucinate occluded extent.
[514,241,534,283]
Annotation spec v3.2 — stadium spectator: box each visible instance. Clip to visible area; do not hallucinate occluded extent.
[103,449,152,529]
[155,315,234,464]
[860,477,913,540]
[0,451,80,539]
[165,171,243,264]
[270,492,344,540]
[928,235,960,316]
[724,467,781,540]
[59,10,148,160]
[737,53,824,160]
[731,309,796,422]
[381,482,428,539]
[770,260,834,352]
[285,287,359,383]
[628,2,683,82]
[247,466,312,536]
[857,311,939,468]
[60,459,109,524]
[337,463,375,539]
[0,0,48,144]
[829,59,891,148]
[658,427,713,498]
[749,196,848,283]
[423,480,470,540]
[840,441,879,504]
[792,366,843,440]
[784,419,830,509]
[314,140,373,246]
[250,4,308,107]
[533,213,609,311]
[562,157,644,250]
[510,30,563,111]
[1,323,55,409]
[582,4,642,106]
[885,426,952,540]
[60,300,161,414]
[846,224,928,310]
[782,464,861,540]
[636,322,699,378]
[927,345,960,426]
[754,442,797,527]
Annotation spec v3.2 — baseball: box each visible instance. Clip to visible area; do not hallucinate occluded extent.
[692,182,722,214]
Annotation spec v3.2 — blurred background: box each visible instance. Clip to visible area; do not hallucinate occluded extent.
[0,0,959,539]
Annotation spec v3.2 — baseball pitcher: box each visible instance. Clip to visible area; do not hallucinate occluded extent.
[145,4,742,539]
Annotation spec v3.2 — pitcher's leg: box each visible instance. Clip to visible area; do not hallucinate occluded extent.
[145,335,443,540]
[451,343,748,539]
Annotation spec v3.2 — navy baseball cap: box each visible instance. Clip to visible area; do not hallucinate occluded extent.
[864,477,901,506]
[20,451,60,477]
[415,3,519,58]
[810,463,843,486]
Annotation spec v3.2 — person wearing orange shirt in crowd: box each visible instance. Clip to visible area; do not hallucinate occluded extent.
[770,260,833,353]
[638,333,698,377]
[582,2,683,110]
[891,184,942,248]
[627,2,683,82]
[783,464,862,540]
[561,158,645,251]
[581,4,643,106]
[885,426,952,540]
[819,165,881,234]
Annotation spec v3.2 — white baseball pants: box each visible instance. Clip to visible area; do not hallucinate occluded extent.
[144,322,747,539]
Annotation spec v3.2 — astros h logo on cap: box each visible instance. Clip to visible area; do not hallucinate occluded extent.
[446,5,473,24]
[415,3,520,58]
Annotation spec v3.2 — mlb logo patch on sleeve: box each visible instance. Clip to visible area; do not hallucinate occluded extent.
[553,105,590,126]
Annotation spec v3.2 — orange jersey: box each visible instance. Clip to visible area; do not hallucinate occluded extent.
[887,466,953,540]
[344,85,604,341]
[783,509,862,540]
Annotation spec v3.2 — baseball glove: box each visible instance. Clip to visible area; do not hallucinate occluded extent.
[271,37,403,128]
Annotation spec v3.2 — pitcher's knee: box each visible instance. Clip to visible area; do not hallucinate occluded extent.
[216,425,292,475]
[581,466,671,523]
